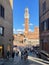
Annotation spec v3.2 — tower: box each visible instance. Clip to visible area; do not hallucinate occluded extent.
[24,8,29,37]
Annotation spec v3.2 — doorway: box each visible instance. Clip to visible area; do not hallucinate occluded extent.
[0,45,4,58]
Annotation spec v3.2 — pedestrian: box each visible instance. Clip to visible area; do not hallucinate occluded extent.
[7,51,10,60]
[16,51,19,56]
[24,49,28,60]
[12,51,15,59]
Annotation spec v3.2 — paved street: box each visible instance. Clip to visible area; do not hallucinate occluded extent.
[17,52,49,65]
[3,51,21,65]
[0,51,49,65]
[4,55,21,65]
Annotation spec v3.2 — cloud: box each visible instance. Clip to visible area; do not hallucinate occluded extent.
[29,23,33,26]
[13,28,25,34]
[13,28,16,34]
[29,29,33,32]
[16,29,25,34]
[13,28,33,34]
[22,24,25,26]
[22,23,33,27]
[16,29,24,32]
[16,28,33,32]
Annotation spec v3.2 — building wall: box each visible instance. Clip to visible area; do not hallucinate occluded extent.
[39,0,49,53]
[13,27,39,47]
[28,27,39,46]
[28,27,39,39]
[28,39,39,46]
[0,0,13,57]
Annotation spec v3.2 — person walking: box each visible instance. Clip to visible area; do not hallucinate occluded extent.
[7,51,10,60]
[12,51,15,59]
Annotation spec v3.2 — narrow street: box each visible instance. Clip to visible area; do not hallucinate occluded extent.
[2,51,49,65]
[0,0,49,65]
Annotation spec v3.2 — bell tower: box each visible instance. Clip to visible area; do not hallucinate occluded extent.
[24,8,29,36]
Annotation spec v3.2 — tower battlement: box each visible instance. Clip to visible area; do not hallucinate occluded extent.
[24,8,29,19]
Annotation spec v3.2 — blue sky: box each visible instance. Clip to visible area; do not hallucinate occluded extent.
[13,0,39,34]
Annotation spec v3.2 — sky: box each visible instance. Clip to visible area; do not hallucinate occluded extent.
[13,0,39,34]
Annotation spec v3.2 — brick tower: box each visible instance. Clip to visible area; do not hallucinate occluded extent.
[24,8,29,37]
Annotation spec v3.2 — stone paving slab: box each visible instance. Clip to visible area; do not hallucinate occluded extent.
[3,54,21,65]
[0,58,4,65]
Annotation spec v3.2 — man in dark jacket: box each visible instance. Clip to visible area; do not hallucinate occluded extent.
[12,51,15,59]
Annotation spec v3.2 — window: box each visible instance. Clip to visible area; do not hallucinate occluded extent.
[44,21,47,31]
[47,18,49,30]
[41,21,44,32]
[0,5,4,18]
[42,1,46,12]
[0,26,4,36]
[41,20,46,31]
[41,18,49,32]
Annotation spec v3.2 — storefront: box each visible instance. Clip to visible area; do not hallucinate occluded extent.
[0,45,4,58]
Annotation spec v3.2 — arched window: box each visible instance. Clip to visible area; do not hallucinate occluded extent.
[0,4,4,18]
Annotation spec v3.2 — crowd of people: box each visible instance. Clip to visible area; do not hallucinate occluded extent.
[6,48,28,60]
[21,49,28,60]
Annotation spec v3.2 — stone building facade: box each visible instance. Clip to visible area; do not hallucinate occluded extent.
[0,0,13,58]
[39,0,49,53]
